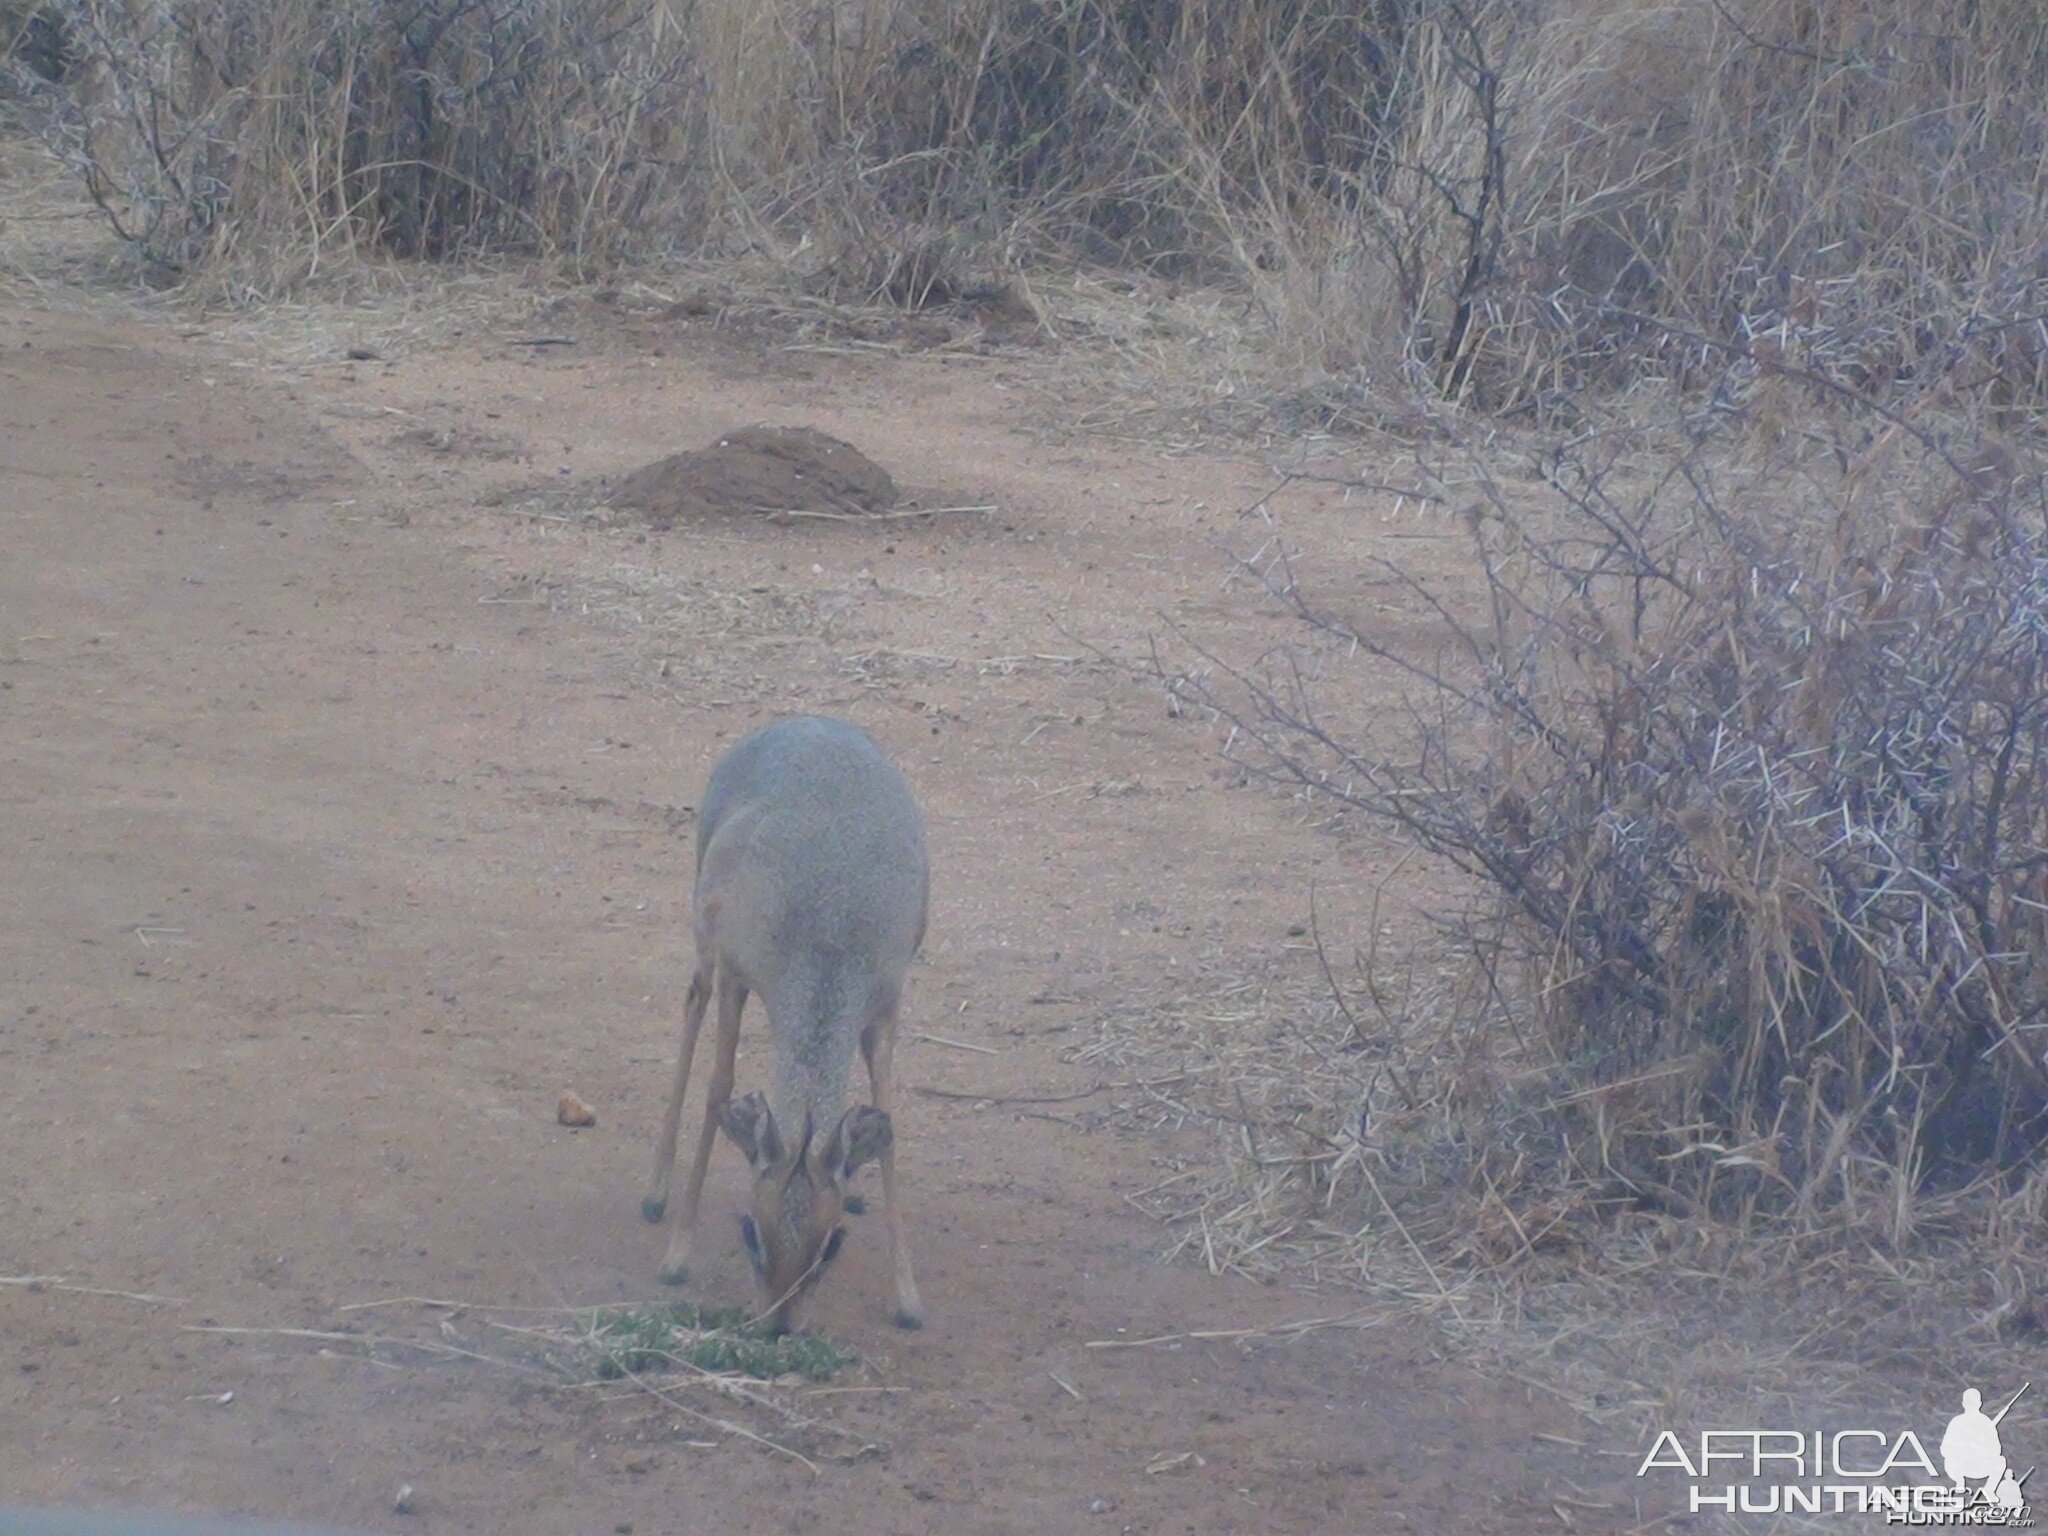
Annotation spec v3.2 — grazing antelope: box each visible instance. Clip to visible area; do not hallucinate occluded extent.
[641,715,926,1333]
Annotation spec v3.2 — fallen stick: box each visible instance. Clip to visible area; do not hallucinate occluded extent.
[915,1032,1001,1056]
[751,504,996,522]
[1083,1310,1383,1350]
[913,1072,1197,1106]
[0,1274,186,1304]
[183,1323,553,1375]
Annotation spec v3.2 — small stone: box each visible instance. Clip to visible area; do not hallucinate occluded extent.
[557,1092,597,1128]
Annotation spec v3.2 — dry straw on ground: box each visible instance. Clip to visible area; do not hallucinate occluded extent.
[1083,944,2048,1461]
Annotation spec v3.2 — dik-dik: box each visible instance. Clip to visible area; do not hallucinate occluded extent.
[641,715,926,1334]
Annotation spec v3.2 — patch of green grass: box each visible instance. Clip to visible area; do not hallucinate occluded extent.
[579,1302,855,1382]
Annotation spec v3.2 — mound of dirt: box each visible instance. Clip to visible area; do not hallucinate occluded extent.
[610,425,898,528]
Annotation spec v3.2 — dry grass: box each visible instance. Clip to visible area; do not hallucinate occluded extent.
[1084,947,2048,1486]
[31,0,700,287]
[5,0,2039,433]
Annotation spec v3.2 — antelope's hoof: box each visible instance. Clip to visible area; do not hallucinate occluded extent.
[658,1231,693,1286]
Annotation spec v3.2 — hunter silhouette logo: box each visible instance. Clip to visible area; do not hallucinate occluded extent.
[1638,1383,2035,1522]
[1943,1389,2030,1514]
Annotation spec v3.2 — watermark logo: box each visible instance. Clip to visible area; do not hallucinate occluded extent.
[1637,1384,2033,1524]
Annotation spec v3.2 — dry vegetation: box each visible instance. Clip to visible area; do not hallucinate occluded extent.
[6,0,2043,422]
[1219,397,2048,1206]
[1153,358,2048,1277]
[10,0,2048,1432]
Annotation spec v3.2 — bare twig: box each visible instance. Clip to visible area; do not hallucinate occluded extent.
[0,1275,186,1305]
[1083,1310,1382,1350]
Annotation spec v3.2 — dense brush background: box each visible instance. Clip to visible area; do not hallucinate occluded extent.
[7,1,2044,418]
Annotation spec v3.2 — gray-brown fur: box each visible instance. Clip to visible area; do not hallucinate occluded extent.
[641,715,927,1333]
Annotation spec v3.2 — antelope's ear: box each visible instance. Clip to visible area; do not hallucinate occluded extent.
[719,1092,783,1169]
[819,1105,892,1179]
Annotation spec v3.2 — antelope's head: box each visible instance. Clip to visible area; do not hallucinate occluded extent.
[718,1091,891,1335]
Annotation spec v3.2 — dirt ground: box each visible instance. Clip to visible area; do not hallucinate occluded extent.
[0,293,1649,1533]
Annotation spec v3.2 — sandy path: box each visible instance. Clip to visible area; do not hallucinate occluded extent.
[0,302,1634,1534]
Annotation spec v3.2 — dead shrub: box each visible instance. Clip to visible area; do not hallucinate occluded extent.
[1175,368,2048,1247]
[31,0,701,280]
